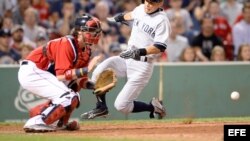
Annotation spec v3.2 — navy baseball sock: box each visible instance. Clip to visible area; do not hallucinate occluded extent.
[96,94,107,109]
[132,101,154,113]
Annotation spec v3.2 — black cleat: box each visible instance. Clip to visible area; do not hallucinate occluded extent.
[80,107,109,119]
[149,97,166,119]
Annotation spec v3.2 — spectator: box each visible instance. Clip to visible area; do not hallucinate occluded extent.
[1,17,14,31]
[191,15,223,61]
[108,42,122,57]
[166,0,194,39]
[76,0,95,15]
[0,0,14,17]
[12,0,31,25]
[35,32,48,46]
[42,11,62,39]
[10,25,36,53]
[182,0,202,35]
[0,29,21,64]
[118,24,131,44]
[220,0,243,26]
[31,0,50,25]
[210,45,226,61]
[57,0,76,36]
[94,1,111,34]
[117,0,140,13]
[207,0,233,60]
[94,1,120,55]
[20,43,34,60]
[22,7,46,42]
[179,47,196,62]
[237,43,250,61]
[234,13,244,25]
[183,0,201,13]
[233,1,250,24]
[194,0,212,21]
[164,18,189,62]
[232,2,250,58]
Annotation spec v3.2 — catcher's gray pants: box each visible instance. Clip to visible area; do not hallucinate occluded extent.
[91,56,153,114]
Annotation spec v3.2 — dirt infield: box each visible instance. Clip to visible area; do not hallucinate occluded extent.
[0,120,231,141]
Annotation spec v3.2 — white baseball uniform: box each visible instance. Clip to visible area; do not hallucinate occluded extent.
[92,4,170,114]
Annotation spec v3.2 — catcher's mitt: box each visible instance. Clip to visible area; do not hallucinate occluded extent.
[94,68,117,95]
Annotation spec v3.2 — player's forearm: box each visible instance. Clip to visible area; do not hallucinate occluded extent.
[145,46,162,55]
[137,45,164,56]
[114,12,133,22]
[57,68,88,81]
[120,45,164,60]
[124,12,132,21]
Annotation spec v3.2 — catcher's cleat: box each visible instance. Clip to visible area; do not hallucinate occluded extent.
[81,107,109,119]
[150,97,166,119]
[24,124,55,133]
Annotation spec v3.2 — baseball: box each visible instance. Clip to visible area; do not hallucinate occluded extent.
[231,91,240,100]
[66,120,80,131]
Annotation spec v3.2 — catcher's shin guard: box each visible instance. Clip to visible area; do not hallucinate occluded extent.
[29,101,51,118]
[41,104,66,125]
[41,91,80,125]
[57,96,79,127]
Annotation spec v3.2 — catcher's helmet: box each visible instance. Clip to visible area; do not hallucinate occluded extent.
[74,14,102,45]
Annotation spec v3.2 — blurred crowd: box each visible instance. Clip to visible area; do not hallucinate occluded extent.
[0,0,250,64]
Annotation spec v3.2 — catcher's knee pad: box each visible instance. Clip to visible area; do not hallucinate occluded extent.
[53,91,80,108]
[29,100,51,118]
[114,100,132,114]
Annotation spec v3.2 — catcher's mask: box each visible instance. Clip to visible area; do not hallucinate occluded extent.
[75,14,102,46]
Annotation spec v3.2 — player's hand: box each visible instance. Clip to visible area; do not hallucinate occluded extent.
[107,17,116,23]
[107,13,129,26]
[107,13,124,23]
[120,49,140,60]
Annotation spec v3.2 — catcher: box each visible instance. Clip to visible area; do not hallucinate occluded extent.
[18,14,102,132]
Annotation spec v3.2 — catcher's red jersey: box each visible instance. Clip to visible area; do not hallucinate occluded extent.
[26,36,91,75]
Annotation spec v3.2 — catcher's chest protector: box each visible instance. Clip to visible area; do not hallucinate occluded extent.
[66,35,91,68]
[74,47,91,68]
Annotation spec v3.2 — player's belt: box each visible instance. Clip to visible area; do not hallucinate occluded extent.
[140,56,153,63]
[21,61,28,65]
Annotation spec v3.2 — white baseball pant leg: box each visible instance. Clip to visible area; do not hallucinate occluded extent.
[18,60,79,126]
[114,59,154,114]
[92,56,154,115]
[91,56,127,82]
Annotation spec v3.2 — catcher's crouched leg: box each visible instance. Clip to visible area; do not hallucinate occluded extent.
[42,92,80,125]
[29,100,51,118]
[57,96,80,131]
[24,92,80,132]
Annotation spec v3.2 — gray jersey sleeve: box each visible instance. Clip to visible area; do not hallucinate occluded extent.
[154,18,170,48]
